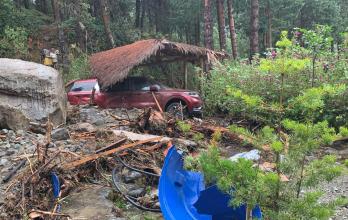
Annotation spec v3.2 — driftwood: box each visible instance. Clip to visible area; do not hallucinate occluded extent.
[62,137,162,170]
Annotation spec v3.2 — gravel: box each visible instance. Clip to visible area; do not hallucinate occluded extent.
[319,174,348,219]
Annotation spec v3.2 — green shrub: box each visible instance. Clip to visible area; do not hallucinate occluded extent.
[193,132,204,142]
[176,121,191,133]
[203,28,348,129]
[65,54,92,83]
[0,26,28,58]
[191,120,346,219]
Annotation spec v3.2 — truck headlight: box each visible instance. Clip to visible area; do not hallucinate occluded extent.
[185,92,200,98]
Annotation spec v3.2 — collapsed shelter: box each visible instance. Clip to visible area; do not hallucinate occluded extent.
[89,39,226,89]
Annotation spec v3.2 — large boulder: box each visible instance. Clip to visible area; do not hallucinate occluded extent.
[0,58,66,130]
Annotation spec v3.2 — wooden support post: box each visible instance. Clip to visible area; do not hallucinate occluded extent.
[184,61,188,89]
[200,58,204,93]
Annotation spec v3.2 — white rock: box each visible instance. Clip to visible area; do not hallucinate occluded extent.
[229,149,260,162]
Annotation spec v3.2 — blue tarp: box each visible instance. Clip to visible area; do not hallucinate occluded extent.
[159,146,262,220]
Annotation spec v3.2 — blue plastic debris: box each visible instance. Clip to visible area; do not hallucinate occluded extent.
[50,172,61,212]
[51,172,60,198]
[159,146,262,220]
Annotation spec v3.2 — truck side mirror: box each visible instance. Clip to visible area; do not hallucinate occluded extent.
[150,85,160,92]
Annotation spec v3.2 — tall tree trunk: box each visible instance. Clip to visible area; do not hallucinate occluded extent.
[37,0,48,14]
[250,0,259,58]
[14,0,21,8]
[155,0,160,33]
[90,0,100,17]
[51,0,69,73]
[147,0,155,33]
[194,15,201,46]
[216,0,227,51]
[227,0,238,59]
[23,0,30,9]
[51,0,61,23]
[73,1,86,52]
[42,0,48,14]
[99,0,115,48]
[266,0,272,48]
[154,0,168,34]
[203,0,213,49]
[140,0,146,31]
[135,0,141,28]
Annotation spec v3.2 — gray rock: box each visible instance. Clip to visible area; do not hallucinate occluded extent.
[13,144,21,149]
[52,128,70,141]
[127,188,145,197]
[0,58,67,131]
[337,148,348,159]
[124,171,143,183]
[16,129,24,136]
[325,147,339,155]
[93,118,105,126]
[176,138,197,147]
[1,143,10,149]
[7,130,15,140]
[5,150,16,156]
[63,185,120,220]
[0,158,8,166]
[75,122,96,132]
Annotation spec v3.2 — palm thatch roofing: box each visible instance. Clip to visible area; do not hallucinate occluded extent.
[90,39,226,88]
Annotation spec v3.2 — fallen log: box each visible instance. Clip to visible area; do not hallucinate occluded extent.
[62,137,163,170]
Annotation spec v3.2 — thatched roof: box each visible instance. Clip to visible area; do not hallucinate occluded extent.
[90,39,225,88]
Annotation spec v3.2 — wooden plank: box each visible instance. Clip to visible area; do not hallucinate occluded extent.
[95,138,127,154]
[62,136,162,170]
[152,92,164,113]
[184,61,188,89]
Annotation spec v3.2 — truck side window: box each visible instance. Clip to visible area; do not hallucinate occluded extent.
[107,79,129,92]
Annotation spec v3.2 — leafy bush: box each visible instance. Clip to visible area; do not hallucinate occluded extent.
[192,132,204,142]
[65,54,92,83]
[203,27,348,129]
[0,26,28,58]
[176,121,191,133]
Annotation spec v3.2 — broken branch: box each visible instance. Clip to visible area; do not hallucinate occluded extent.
[62,137,162,170]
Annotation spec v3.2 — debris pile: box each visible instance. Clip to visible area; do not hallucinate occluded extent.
[0,105,198,219]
